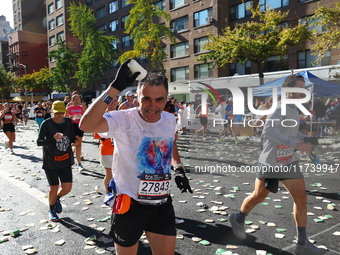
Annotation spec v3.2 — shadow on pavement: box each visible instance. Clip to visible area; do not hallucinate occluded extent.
[11,152,42,163]
[176,218,293,255]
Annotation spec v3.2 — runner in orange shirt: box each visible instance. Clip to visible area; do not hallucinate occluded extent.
[93,96,118,194]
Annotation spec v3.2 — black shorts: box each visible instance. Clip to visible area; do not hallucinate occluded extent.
[73,123,84,137]
[44,166,73,186]
[109,196,176,247]
[223,121,230,127]
[260,161,303,193]
[199,117,208,125]
[2,123,15,133]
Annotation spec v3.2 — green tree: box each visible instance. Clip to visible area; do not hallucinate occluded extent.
[197,5,310,84]
[48,40,77,92]
[0,65,16,100]
[16,73,37,92]
[310,3,340,62]
[120,0,175,70]
[68,2,119,91]
[16,68,53,93]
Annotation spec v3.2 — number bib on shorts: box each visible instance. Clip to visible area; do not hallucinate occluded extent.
[137,173,171,201]
[276,145,293,164]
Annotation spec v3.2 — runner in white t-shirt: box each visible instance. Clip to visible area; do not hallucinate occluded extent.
[79,60,192,255]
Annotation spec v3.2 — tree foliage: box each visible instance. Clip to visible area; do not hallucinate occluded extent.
[197,5,310,84]
[68,2,119,89]
[0,65,16,99]
[120,0,175,71]
[48,40,77,92]
[310,2,340,61]
[16,67,53,92]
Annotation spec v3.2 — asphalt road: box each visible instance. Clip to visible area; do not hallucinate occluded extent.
[0,121,339,255]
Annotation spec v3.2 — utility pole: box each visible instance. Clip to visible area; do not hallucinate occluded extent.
[19,64,27,104]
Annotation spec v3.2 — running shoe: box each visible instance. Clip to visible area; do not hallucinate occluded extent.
[229,213,246,240]
[217,138,223,143]
[49,209,60,222]
[78,164,85,173]
[5,142,9,149]
[235,139,242,144]
[10,149,14,155]
[55,199,62,214]
[294,239,327,255]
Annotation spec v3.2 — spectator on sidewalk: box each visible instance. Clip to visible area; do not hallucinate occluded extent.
[37,101,76,222]
[177,100,188,134]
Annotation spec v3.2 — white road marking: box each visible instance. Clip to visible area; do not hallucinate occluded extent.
[0,169,49,206]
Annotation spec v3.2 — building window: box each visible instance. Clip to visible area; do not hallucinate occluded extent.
[111,41,118,50]
[155,0,165,10]
[298,50,331,69]
[194,63,213,79]
[171,67,189,82]
[122,35,132,48]
[170,0,187,10]
[194,36,208,54]
[48,19,55,30]
[56,14,64,26]
[162,46,167,61]
[263,55,288,72]
[170,42,189,58]
[109,20,118,32]
[138,55,148,64]
[96,6,106,19]
[109,0,118,13]
[122,0,130,8]
[110,59,119,69]
[48,3,54,15]
[121,15,128,28]
[230,1,252,21]
[57,31,65,41]
[56,0,63,9]
[230,61,251,76]
[259,0,289,12]
[300,16,327,32]
[49,35,56,47]
[18,12,21,21]
[170,16,188,33]
[194,8,213,27]
[13,3,16,11]
[97,24,106,33]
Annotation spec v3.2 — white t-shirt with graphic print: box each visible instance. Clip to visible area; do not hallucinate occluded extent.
[103,107,177,204]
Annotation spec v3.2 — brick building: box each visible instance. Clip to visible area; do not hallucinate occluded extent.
[12,0,47,33]
[85,0,340,100]
[8,30,48,77]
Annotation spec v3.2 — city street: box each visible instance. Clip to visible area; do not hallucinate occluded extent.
[0,121,339,255]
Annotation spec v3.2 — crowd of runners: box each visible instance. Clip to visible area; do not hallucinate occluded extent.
[0,60,332,255]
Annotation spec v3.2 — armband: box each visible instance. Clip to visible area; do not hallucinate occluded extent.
[100,93,113,105]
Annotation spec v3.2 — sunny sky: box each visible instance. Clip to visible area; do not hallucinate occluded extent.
[0,0,14,28]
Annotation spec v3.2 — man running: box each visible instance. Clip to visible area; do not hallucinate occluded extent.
[229,74,327,255]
